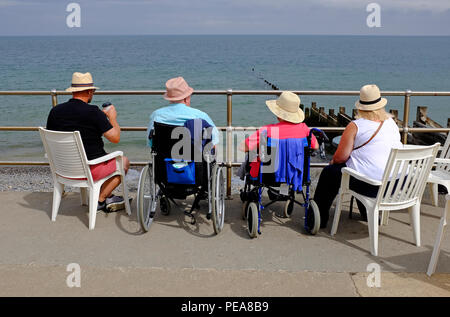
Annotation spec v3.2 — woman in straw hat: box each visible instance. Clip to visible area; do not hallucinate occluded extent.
[240,91,319,179]
[313,84,402,229]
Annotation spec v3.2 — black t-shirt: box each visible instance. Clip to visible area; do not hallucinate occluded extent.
[46,98,113,160]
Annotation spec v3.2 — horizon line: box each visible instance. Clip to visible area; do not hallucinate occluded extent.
[1,33,450,37]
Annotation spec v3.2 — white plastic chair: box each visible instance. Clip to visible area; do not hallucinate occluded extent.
[39,127,131,230]
[427,194,449,276]
[428,134,450,207]
[331,143,440,256]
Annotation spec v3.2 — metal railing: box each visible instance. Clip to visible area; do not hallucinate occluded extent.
[1,89,450,196]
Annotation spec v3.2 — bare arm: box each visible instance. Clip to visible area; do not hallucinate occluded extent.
[331,122,357,164]
[312,138,319,150]
[102,105,121,144]
[239,140,249,152]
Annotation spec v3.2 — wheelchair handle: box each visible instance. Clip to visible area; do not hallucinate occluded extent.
[309,128,329,143]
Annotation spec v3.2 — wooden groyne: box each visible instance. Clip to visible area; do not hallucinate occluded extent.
[411,106,448,145]
[302,103,449,145]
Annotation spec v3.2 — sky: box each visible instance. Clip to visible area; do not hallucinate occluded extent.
[0,0,450,36]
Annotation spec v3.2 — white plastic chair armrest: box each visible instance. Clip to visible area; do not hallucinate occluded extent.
[341,167,382,186]
[402,145,424,150]
[434,158,450,165]
[88,151,123,166]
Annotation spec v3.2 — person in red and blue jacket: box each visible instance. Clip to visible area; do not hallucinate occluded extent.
[239,91,318,187]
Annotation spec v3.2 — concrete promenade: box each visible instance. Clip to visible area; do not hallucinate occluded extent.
[0,190,448,297]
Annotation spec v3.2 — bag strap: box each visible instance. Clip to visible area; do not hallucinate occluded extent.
[353,120,384,150]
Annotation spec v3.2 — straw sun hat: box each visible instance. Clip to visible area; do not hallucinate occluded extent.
[266,91,304,124]
[65,72,99,92]
[355,84,387,111]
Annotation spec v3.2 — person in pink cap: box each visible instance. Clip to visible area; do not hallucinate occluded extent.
[147,76,218,146]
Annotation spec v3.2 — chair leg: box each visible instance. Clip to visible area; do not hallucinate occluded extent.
[367,207,379,256]
[429,183,438,207]
[427,199,449,276]
[88,186,101,230]
[427,216,447,276]
[121,173,132,216]
[51,182,64,221]
[381,210,390,226]
[331,191,344,236]
[409,204,421,247]
[80,188,88,206]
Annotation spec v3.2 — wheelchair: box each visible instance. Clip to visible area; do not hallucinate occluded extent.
[240,128,328,238]
[136,120,226,234]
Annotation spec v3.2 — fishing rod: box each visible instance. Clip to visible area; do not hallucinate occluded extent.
[251,67,328,159]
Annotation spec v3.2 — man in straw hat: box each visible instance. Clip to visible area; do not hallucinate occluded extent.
[313,84,402,229]
[46,72,129,212]
[147,76,218,147]
[239,91,319,180]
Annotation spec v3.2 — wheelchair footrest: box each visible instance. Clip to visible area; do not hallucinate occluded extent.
[184,211,196,225]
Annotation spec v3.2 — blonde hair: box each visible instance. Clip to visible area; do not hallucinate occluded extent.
[355,108,393,121]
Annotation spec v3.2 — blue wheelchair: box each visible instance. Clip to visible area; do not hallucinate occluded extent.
[240,128,328,237]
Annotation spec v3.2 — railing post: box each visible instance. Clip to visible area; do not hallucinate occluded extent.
[51,89,58,107]
[402,89,412,144]
[226,89,233,198]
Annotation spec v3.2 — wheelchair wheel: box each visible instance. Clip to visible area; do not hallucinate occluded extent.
[246,202,259,238]
[283,200,294,218]
[305,200,321,235]
[242,201,249,220]
[160,196,171,215]
[211,164,225,234]
[137,164,157,232]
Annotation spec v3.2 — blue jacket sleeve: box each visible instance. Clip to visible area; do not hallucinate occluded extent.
[201,113,219,145]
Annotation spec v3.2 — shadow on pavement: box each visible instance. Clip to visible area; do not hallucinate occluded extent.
[20,191,91,229]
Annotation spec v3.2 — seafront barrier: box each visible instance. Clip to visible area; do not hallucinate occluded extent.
[1,89,450,196]
[304,103,449,146]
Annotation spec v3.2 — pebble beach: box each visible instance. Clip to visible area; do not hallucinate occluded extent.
[0,166,322,196]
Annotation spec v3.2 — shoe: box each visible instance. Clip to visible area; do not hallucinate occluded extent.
[105,195,125,213]
[97,201,107,213]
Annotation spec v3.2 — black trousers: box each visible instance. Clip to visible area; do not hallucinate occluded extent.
[314,163,380,228]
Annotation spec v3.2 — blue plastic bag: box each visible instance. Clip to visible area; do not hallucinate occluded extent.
[165,159,196,185]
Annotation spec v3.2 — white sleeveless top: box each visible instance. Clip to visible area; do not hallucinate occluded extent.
[346,118,402,181]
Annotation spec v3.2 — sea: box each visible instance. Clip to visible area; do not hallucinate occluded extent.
[0,35,449,162]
